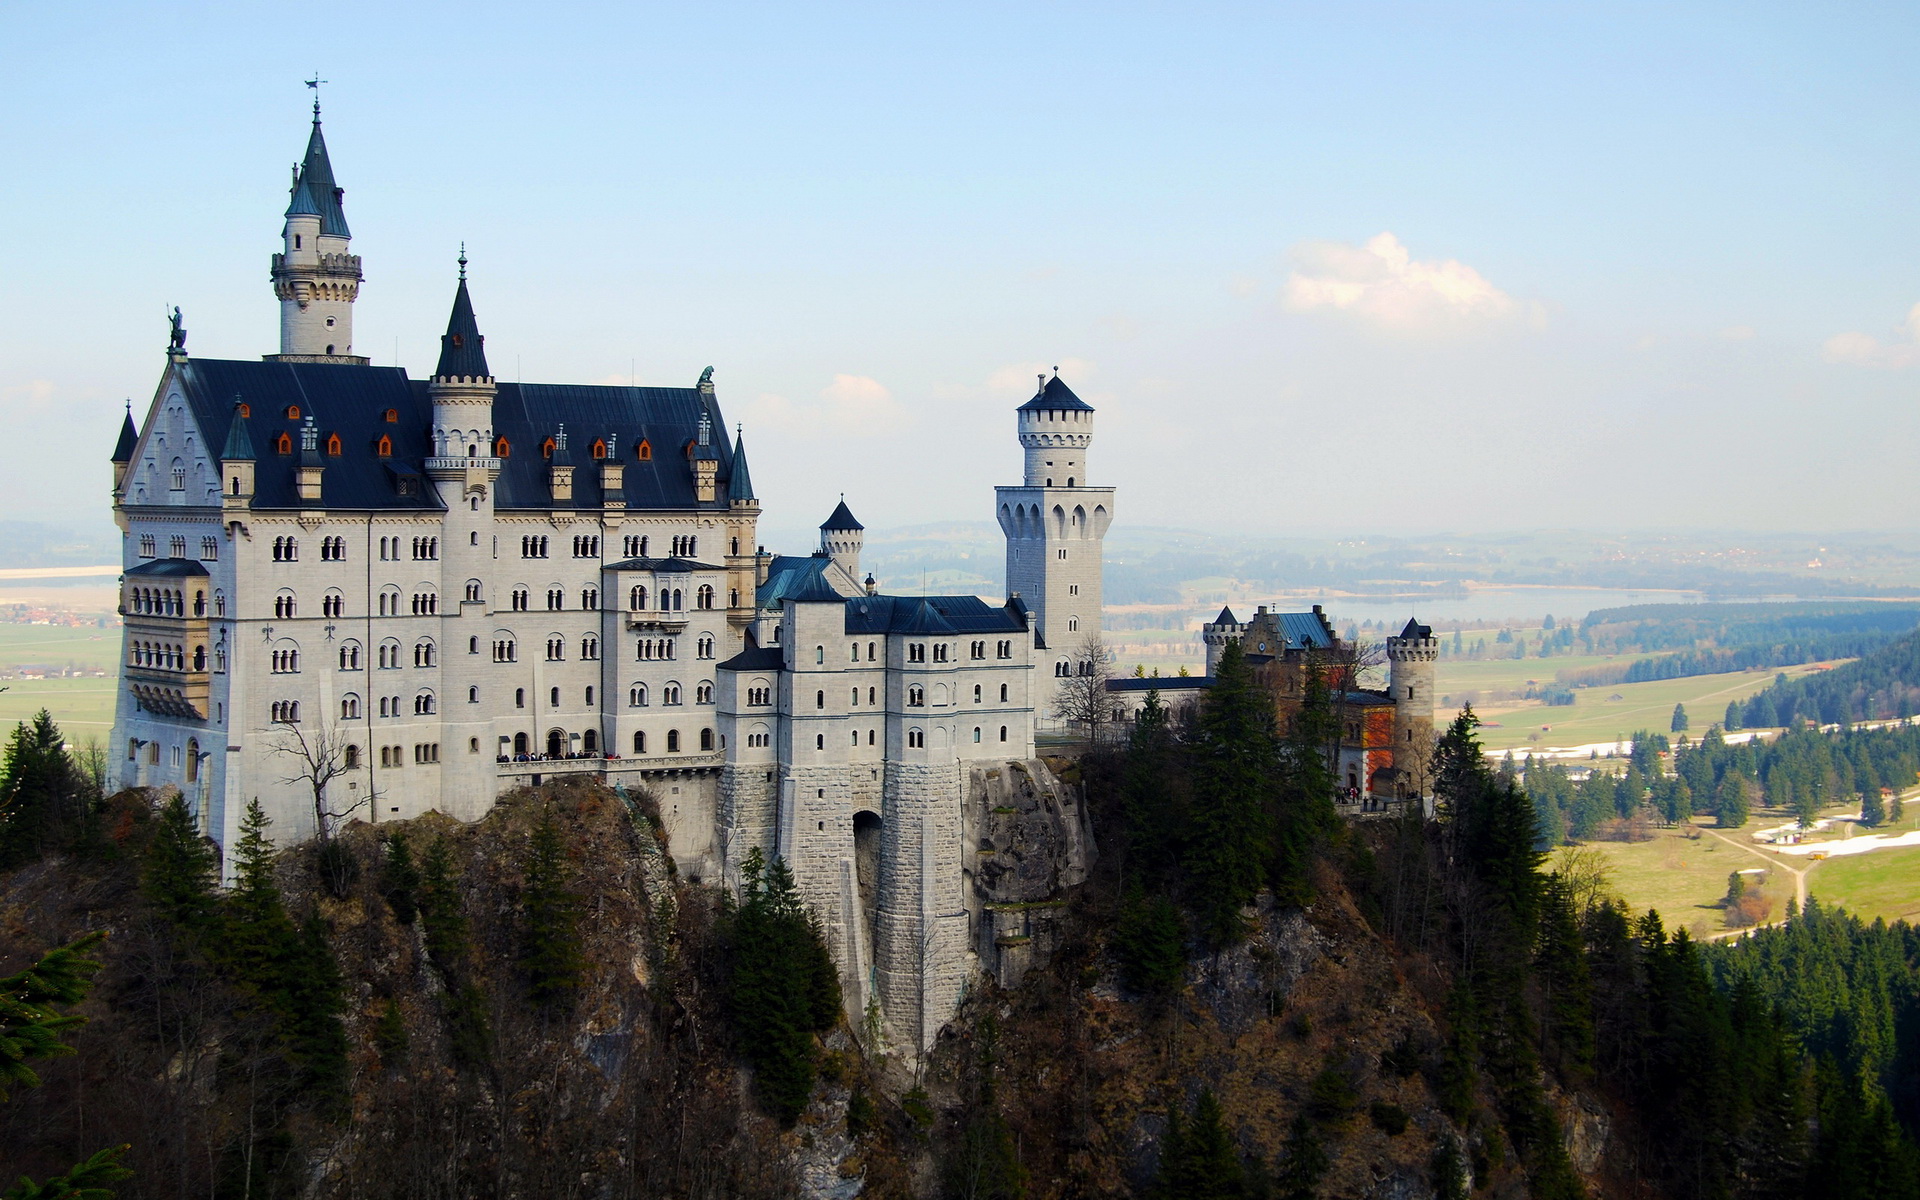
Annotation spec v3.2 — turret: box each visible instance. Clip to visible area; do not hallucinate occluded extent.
[819,498,863,580]
[220,400,255,510]
[425,251,500,488]
[1017,374,1095,487]
[1202,605,1244,677]
[1386,618,1439,794]
[111,402,137,497]
[268,99,365,362]
[727,429,757,510]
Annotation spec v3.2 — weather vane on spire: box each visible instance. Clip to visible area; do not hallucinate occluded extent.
[305,72,327,118]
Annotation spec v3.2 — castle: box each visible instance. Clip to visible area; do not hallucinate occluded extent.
[107,103,1109,1050]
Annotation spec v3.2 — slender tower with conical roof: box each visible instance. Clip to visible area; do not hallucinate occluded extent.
[268,96,365,362]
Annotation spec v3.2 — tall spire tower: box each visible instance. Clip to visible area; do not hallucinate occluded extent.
[995,373,1116,674]
[267,95,366,362]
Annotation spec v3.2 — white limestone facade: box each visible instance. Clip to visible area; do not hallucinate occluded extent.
[109,104,1111,1053]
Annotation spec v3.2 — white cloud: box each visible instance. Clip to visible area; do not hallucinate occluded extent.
[1,380,56,410]
[1281,232,1538,334]
[1823,303,1920,368]
[986,358,1095,395]
[744,374,905,437]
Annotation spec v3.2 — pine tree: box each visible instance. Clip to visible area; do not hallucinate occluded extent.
[379,832,421,924]
[140,793,218,929]
[0,933,133,1198]
[1716,772,1751,828]
[1113,886,1186,999]
[1860,786,1885,828]
[726,848,841,1123]
[1672,703,1689,733]
[1271,1112,1327,1200]
[1186,642,1275,945]
[1535,873,1594,1073]
[520,805,584,1008]
[1154,1089,1246,1199]
[1725,701,1742,732]
[418,835,470,971]
[0,711,84,867]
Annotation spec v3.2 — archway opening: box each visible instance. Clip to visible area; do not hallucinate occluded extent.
[513,732,529,757]
[548,728,566,759]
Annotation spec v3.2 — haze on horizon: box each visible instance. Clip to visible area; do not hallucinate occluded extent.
[1,2,1915,545]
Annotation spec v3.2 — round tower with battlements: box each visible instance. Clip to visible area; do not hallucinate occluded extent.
[819,498,864,581]
[1202,605,1245,677]
[1387,618,1439,795]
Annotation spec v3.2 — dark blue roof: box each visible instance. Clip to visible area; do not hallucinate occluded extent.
[604,556,722,573]
[172,359,741,512]
[433,272,489,380]
[821,499,863,531]
[1211,606,1239,626]
[220,402,254,460]
[843,594,1028,636]
[1276,611,1336,649]
[1397,618,1432,640]
[125,557,209,579]
[1107,676,1212,692]
[718,645,784,671]
[112,408,138,462]
[757,555,842,608]
[727,432,755,502]
[479,380,737,511]
[288,116,350,238]
[1016,374,1093,413]
[176,359,438,511]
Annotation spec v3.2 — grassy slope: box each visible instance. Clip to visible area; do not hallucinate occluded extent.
[1578,800,1920,934]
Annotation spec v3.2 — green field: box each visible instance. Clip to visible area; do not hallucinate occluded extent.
[1447,661,1830,753]
[1807,846,1920,924]
[1575,800,1920,934]
[0,623,121,742]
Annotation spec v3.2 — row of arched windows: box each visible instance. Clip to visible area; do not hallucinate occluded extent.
[129,640,203,672]
[127,586,203,617]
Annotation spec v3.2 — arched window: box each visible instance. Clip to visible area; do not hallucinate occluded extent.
[1000,684,1009,702]
[542,436,556,459]
[376,435,392,457]
[344,745,360,769]
[908,686,925,707]
[815,733,825,750]
[815,645,825,665]
[973,727,982,743]
[816,690,825,710]
[341,694,361,719]
[384,408,398,423]
[325,433,342,456]
[633,731,647,754]
[697,585,714,609]
[285,404,300,420]
[630,584,647,610]
[999,725,1008,742]
[583,728,599,752]
[636,439,652,460]
[666,729,680,752]
[700,728,714,751]
[591,438,607,460]
[469,686,480,703]
[414,691,436,715]
[495,436,511,457]
[974,684,982,703]
[630,684,649,707]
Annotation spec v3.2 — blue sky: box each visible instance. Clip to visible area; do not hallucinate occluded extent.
[3,2,1916,544]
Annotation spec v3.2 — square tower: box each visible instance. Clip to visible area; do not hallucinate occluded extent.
[994,374,1115,677]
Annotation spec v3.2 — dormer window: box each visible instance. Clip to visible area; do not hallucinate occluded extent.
[450,333,464,348]
[376,435,392,457]
[275,432,293,455]
[325,433,342,456]
[384,409,398,423]
[542,437,556,459]
[591,439,607,460]
[636,439,652,461]
[236,402,250,418]
[285,405,300,420]
[494,436,510,458]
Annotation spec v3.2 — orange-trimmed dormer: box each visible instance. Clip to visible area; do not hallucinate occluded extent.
[636,439,652,461]
[325,432,342,456]
[384,408,398,423]
[542,436,557,460]
[285,404,300,420]
[275,432,294,455]
[494,436,511,458]
[375,434,393,458]
[591,438,607,460]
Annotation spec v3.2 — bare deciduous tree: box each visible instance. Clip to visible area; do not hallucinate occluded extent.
[1051,632,1115,743]
[271,717,368,842]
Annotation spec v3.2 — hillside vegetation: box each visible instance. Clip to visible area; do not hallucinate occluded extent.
[3,682,1919,1199]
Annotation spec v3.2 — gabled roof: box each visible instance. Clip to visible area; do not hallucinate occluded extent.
[727,432,755,502]
[1277,610,1337,649]
[757,555,848,608]
[433,269,490,380]
[821,499,863,531]
[112,407,138,462]
[842,594,1029,636]
[1016,374,1094,413]
[288,114,350,238]
[1397,618,1432,640]
[489,380,739,510]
